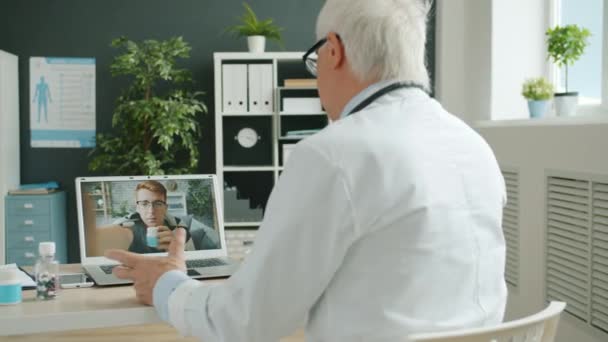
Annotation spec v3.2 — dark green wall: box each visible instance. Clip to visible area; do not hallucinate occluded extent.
[0,0,435,262]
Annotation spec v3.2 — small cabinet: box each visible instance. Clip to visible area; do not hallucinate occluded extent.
[4,191,67,265]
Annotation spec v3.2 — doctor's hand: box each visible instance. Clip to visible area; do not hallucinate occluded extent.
[105,228,187,305]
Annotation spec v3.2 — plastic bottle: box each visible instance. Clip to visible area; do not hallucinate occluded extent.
[34,242,59,300]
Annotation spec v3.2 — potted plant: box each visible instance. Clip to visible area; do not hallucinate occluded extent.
[226,2,283,53]
[522,77,554,118]
[546,24,591,117]
[89,36,207,175]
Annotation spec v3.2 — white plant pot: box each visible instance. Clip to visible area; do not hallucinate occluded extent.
[554,92,578,117]
[247,36,266,53]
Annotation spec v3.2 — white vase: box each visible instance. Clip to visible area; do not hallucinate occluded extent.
[554,92,578,117]
[247,36,266,53]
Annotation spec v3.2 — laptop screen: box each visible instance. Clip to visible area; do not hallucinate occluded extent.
[76,175,223,258]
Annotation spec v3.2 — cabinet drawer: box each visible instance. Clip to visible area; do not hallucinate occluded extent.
[7,198,50,216]
[6,248,38,266]
[6,230,50,249]
[5,216,51,231]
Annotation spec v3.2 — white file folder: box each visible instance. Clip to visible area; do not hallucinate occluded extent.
[260,64,274,112]
[222,64,248,113]
[247,64,261,113]
[248,64,273,113]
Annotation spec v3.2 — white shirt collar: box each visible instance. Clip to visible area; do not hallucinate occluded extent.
[339,79,400,119]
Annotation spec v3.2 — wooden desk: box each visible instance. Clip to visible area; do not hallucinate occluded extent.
[0,265,304,341]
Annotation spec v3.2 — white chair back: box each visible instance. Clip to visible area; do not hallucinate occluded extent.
[408,301,566,342]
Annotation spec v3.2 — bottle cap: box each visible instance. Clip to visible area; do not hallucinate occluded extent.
[39,242,56,256]
[0,268,18,283]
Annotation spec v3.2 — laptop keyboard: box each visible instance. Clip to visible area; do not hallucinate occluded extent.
[100,258,228,275]
[186,258,228,268]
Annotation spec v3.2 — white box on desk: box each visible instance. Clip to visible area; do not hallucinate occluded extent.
[282,144,296,164]
[282,97,322,113]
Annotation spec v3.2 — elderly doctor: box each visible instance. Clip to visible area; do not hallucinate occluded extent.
[106,0,508,340]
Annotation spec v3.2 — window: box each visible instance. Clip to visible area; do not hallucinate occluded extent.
[552,0,607,114]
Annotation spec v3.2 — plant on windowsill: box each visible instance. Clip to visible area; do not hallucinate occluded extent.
[522,77,554,119]
[225,2,284,53]
[546,24,591,117]
[88,36,207,175]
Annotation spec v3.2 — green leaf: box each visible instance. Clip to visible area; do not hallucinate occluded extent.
[225,2,284,44]
[522,77,554,101]
[546,24,592,89]
[89,36,207,175]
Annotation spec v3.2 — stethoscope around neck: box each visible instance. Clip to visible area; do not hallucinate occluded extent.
[346,82,427,116]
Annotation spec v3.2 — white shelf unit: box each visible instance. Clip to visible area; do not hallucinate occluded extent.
[224,222,263,228]
[89,181,112,223]
[222,112,273,117]
[214,52,328,228]
[280,112,326,116]
[223,166,275,172]
[166,192,187,217]
[0,50,19,265]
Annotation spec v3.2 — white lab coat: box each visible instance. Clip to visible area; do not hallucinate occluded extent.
[168,88,507,341]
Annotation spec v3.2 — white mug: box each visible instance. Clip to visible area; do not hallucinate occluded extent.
[146,227,159,248]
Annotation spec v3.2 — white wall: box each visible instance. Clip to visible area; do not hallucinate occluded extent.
[436,0,492,122]
[436,0,548,122]
[491,0,549,120]
[0,50,20,265]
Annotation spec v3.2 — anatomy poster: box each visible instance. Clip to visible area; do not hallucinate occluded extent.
[30,57,96,148]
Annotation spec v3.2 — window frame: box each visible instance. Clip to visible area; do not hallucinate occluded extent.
[550,0,608,116]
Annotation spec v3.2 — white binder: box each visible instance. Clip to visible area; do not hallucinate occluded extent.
[222,64,248,113]
[247,64,273,113]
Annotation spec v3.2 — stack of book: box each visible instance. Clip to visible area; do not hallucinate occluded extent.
[8,181,60,195]
[284,78,317,88]
[280,129,322,140]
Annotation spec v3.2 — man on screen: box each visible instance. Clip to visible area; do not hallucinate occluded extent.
[118,180,191,254]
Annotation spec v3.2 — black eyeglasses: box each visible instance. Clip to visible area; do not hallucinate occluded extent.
[302,35,341,77]
[136,200,167,210]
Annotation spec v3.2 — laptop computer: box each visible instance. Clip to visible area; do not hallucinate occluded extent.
[75,174,239,286]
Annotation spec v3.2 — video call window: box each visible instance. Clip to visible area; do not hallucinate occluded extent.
[80,178,221,256]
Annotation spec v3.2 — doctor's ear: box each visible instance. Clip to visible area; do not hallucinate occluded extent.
[326,32,345,69]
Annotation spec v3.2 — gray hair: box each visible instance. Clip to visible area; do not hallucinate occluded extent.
[316,0,431,90]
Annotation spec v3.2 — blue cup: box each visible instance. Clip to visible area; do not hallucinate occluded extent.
[0,283,22,305]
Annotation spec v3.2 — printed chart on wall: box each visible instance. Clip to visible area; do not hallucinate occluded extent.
[29,57,96,148]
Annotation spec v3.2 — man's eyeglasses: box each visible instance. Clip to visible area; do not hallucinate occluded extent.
[302,35,341,77]
[136,200,167,210]
[302,38,326,77]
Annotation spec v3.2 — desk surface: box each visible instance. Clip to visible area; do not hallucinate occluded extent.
[0,265,305,341]
[0,264,304,341]
[0,264,170,335]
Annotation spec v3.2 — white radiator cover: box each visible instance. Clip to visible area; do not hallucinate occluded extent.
[502,168,520,289]
[475,122,608,342]
[546,172,608,335]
